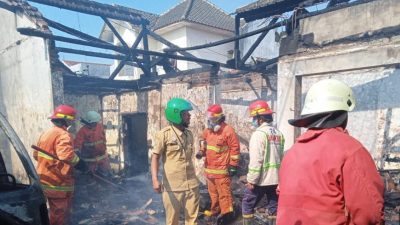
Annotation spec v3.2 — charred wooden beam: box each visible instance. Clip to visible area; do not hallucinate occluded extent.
[240,18,279,66]
[109,59,128,80]
[234,15,241,69]
[56,47,126,60]
[165,21,283,52]
[27,0,147,25]
[147,30,196,58]
[18,28,221,67]
[102,17,129,49]
[43,17,108,44]
[17,28,127,54]
[142,26,151,74]
[63,75,160,93]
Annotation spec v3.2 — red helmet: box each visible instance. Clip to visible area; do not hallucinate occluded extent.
[249,100,273,117]
[49,105,77,121]
[207,104,223,119]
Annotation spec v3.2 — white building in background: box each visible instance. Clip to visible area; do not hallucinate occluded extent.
[63,60,111,79]
[99,0,235,80]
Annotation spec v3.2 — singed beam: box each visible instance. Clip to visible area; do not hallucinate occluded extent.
[165,21,283,52]
[102,17,129,49]
[18,28,126,53]
[241,18,279,65]
[234,15,241,69]
[109,59,128,80]
[20,28,219,66]
[27,0,147,25]
[147,30,196,58]
[43,17,109,44]
[56,47,126,60]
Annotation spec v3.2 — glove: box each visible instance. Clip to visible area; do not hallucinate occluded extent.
[74,159,88,172]
[195,151,204,159]
[228,166,238,177]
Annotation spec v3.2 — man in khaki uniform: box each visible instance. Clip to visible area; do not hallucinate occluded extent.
[151,98,200,225]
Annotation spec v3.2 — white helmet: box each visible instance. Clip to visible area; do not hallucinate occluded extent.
[83,111,101,123]
[301,79,356,115]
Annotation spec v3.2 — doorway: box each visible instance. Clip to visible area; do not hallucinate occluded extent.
[122,113,148,176]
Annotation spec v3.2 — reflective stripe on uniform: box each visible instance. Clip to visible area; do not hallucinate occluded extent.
[71,155,80,165]
[38,151,80,166]
[80,153,107,162]
[248,163,280,173]
[230,154,240,160]
[207,145,228,153]
[205,168,229,175]
[41,184,74,192]
[242,214,254,218]
[38,152,55,160]
[83,140,106,147]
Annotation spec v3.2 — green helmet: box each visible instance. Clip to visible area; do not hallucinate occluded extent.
[83,111,101,123]
[165,98,193,124]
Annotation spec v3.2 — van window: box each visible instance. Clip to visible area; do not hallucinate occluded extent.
[0,126,30,191]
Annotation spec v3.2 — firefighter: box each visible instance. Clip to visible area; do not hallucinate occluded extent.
[34,105,86,225]
[277,79,384,225]
[242,100,285,225]
[198,104,240,225]
[74,111,111,175]
[151,98,200,225]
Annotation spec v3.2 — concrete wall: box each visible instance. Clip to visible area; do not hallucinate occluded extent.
[277,0,400,169]
[186,25,234,69]
[98,71,277,181]
[0,9,54,167]
[64,94,101,133]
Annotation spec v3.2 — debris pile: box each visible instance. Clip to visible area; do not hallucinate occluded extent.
[71,173,165,225]
[70,169,400,225]
[382,170,400,225]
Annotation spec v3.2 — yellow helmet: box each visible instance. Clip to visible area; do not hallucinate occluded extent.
[301,79,356,115]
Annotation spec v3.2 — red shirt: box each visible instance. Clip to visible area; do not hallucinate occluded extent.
[277,127,384,225]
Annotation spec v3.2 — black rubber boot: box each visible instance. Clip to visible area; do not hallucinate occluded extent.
[216,212,234,225]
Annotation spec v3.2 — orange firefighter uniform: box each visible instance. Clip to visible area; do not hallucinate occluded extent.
[202,122,240,215]
[34,126,80,225]
[74,123,110,173]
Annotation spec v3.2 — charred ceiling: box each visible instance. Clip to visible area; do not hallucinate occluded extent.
[0,0,376,94]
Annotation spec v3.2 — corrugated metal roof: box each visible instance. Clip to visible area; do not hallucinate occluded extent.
[153,0,234,32]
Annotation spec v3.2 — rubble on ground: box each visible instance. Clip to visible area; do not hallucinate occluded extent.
[70,169,399,225]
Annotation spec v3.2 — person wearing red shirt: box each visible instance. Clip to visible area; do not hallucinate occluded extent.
[277,79,384,225]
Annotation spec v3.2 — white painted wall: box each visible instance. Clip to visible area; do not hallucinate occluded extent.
[104,21,234,77]
[186,25,234,69]
[0,10,54,162]
[276,0,400,169]
[155,25,188,72]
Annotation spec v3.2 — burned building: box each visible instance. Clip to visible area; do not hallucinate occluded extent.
[0,0,399,224]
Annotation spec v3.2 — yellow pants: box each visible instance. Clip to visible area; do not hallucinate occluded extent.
[162,187,199,225]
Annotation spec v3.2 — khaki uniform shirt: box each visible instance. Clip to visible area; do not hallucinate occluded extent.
[153,125,199,192]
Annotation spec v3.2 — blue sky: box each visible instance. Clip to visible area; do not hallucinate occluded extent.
[30,0,255,63]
